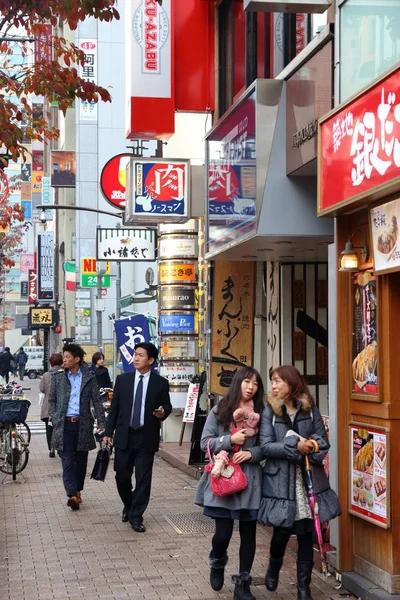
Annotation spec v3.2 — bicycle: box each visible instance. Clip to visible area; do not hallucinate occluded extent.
[0,387,31,482]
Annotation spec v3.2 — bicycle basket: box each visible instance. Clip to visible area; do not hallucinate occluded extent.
[0,399,31,424]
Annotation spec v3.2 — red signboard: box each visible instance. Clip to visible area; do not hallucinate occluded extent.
[318,66,400,216]
[34,24,53,65]
[28,269,38,305]
[100,153,131,210]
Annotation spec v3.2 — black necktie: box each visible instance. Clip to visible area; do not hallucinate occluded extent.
[131,375,144,430]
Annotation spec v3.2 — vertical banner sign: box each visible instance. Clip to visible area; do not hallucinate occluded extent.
[79,39,98,122]
[352,271,377,396]
[210,261,255,396]
[114,315,152,372]
[183,381,200,423]
[126,0,174,138]
[38,231,54,301]
[28,269,38,304]
[34,24,53,64]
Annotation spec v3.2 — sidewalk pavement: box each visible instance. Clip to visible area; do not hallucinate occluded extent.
[0,434,354,600]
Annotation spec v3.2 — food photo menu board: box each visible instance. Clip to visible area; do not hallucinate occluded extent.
[370,198,400,275]
[349,424,389,528]
[352,270,377,397]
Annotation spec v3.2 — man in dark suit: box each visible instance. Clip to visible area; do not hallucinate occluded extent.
[104,342,171,532]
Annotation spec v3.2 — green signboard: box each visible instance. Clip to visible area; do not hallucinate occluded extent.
[81,274,111,288]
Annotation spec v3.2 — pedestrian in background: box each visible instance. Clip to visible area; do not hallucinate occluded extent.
[195,367,265,600]
[258,366,340,600]
[15,347,28,381]
[40,353,63,458]
[0,347,13,384]
[104,342,171,533]
[90,351,112,389]
[49,343,106,510]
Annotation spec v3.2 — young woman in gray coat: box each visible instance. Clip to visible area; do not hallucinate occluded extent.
[195,367,265,600]
[258,366,341,600]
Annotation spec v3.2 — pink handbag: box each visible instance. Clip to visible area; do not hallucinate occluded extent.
[205,439,248,497]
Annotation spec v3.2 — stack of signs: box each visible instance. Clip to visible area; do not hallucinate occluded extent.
[158,229,199,391]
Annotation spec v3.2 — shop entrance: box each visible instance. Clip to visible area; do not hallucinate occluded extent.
[280,262,328,414]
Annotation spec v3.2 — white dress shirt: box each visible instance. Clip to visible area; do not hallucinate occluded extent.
[131,369,151,428]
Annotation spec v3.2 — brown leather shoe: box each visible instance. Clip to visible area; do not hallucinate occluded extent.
[67,496,80,510]
[76,492,82,504]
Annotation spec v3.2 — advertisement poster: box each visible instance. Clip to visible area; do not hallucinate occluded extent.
[207,92,257,256]
[350,424,389,528]
[51,150,76,187]
[370,198,400,275]
[210,261,255,396]
[352,270,377,396]
[38,231,54,301]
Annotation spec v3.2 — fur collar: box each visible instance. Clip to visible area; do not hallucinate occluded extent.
[267,393,313,417]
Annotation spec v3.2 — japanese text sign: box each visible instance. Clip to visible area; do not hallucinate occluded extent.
[125,158,190,223]
[28,269,38,305]
[100,154,131,210]
[182,382,200,422]
[96,228,156,262]
[34,24,52,65]
[29,307,55,329]
[318,66,400,216]
[114,315,152,372]
[79,40,98,122]
[370,198,400,274]
[38,232,54,301]
[159,363,197,387]
[159,261,196,284]
[349,423,389,528]
[210,261,255,396]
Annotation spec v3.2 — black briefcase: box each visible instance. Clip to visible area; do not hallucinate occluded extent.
[90,445,112,481]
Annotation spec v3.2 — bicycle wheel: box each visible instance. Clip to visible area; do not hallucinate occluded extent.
[17,422,31,444]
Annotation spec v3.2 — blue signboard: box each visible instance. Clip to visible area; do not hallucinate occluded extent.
[159,314,195,334]
[22,201,32,219]
[206,91,257,256]
[128,159,189,220]
[114,314,154,372]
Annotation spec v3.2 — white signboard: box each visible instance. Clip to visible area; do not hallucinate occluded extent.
[183,382,200,423]
[96,228,156,261]
[131,0,171,98]
[79,39,98,122]
[159,363,197,387]
[159,236,197,259]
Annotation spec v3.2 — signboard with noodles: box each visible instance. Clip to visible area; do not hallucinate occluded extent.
[210,261,255,396]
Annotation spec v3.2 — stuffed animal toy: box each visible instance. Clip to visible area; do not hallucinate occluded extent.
[232,405,260,437]
[210,450,229,478]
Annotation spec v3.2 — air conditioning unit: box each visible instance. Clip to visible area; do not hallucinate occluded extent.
[243,0,331,13]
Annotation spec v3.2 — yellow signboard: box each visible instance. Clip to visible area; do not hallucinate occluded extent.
[29,307,55,328]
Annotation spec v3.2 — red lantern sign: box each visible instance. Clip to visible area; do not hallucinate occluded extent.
[100,153,131,210]
[55,325,62,334]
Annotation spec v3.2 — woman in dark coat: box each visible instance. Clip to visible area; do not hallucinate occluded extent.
[39,353,63,457]
[90,352,112,389]
[195,367,265,600]
[258,365,341,600]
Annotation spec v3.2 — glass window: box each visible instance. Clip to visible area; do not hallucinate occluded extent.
[340,0,400,102]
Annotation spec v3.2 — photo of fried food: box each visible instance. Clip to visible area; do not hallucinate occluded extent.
[352,341,377,385]
[377,215,398,254]
[354,440,374,472]
[375,444,386,469]
[374,479,386,499]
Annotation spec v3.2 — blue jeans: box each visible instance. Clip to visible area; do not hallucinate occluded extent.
[60,421,88,497]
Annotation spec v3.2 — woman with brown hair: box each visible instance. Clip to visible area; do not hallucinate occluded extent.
[40,353,63,457]
[258,365,340,600]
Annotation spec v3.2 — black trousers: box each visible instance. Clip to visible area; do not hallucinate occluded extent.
[1,370,9,384]
[114,428,154,523]
[60,421,88,497]
[212,518,257,574]
[42,418,53,451]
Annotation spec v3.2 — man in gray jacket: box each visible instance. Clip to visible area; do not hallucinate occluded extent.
[49,343,106,510]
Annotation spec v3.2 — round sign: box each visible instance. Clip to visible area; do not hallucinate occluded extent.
[100,153,131,210]
[145,267,155,286]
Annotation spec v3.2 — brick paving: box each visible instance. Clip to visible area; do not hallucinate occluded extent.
[0,434,353,600]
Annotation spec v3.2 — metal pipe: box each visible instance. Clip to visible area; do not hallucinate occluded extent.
[37,204,123,219]
[245,11,258,88]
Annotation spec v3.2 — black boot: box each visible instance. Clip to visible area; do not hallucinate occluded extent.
[232,572,256,600]
[265,556,283,591]
[209,551,228,591]
[297,561,315,600]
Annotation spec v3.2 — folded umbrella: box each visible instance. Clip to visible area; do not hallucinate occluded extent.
[304,452,328,576]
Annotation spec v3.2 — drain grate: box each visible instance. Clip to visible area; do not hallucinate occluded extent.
[164,512,239,534]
